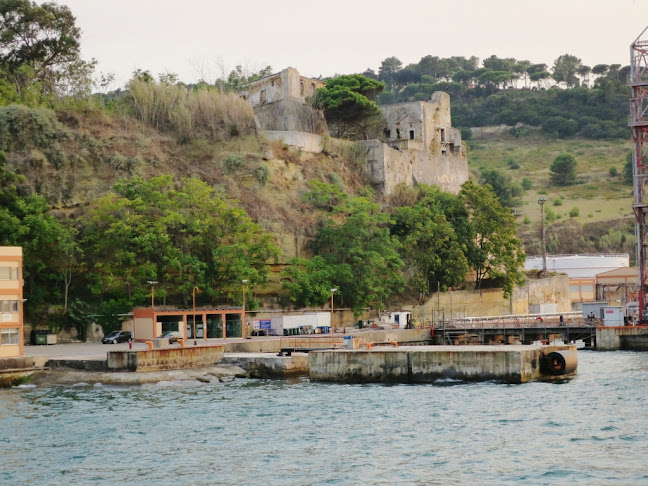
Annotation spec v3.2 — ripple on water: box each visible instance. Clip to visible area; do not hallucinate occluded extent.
[0,351,647,485]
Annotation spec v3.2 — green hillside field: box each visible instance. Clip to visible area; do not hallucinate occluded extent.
[467,129,635,256]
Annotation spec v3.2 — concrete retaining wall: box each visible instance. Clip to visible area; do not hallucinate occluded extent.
[107,346,223,372]
[411,275,571,322]
[0,356,48,370]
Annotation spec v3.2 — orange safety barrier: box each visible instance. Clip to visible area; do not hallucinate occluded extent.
[177,339,185,347]
[391,341,399,347]
[365,342,374,349]
[145,340,154,349]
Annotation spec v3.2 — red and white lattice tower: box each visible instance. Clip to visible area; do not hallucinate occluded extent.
[630,27,648,322]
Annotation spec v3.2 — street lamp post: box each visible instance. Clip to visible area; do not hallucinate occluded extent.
[193,286,199,345]
[330,287,337,335]
[538,198,548,278]
[147,281,158,343]
[241,279,248,339]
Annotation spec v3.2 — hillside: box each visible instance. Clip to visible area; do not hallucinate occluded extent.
[467,128,636,258]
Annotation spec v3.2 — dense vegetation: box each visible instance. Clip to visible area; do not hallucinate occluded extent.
[282,181,524,314]
[364,55,629,140]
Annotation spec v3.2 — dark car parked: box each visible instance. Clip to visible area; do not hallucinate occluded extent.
[102,331,133,344]
[158,331,182,344]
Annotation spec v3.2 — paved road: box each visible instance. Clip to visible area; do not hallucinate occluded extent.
[22,337,273,360]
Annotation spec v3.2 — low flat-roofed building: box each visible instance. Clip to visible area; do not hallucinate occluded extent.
[595,267,638,304]
[132,306,246,341]
[0,247,24,357]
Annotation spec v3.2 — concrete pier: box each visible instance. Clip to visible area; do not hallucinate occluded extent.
[596,326,648,351]
[309,345,577,384]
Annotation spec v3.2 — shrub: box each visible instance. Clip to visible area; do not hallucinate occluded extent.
[0,105,68,152]
[542,116,578,138]
[553,198,563,206]
[545,208,556,222]
[509,125,529,138]
[254,163,270,186]
[570,207,580,217]
[523,216,531,224]
[224,154,245,172]
[358,185,376,200]
[506,157,520,170]
[609,166,618,177]
[521,178,532,190]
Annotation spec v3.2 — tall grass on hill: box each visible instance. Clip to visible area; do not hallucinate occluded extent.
[127,80,255,141]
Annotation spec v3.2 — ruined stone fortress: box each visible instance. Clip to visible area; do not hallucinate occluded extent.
[240,67,468,194]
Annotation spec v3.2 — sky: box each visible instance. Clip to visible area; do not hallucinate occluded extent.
[59,0,648,88]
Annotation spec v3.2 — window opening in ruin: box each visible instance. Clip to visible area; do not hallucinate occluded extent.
[311,83,316,93]
[440,128,446,142]
[271,80,275,87]
[385,129,391,139]
[260,90,266,103]
[396,129,401,139]
[300,81,304,96]
[409,130,414,140]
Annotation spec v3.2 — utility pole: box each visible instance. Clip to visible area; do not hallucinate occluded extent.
[538,197,548,277]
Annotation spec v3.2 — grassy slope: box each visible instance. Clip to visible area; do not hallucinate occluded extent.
[468,130,634,255]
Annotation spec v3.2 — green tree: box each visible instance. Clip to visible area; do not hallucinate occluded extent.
[281,256,352,308]
[552,54,583,88]
[479,168,522,208]
[0,151,68,312]
[391,201,468,297]
[82,175,280,306]
[550,153,578,185]
[378,56,403,86]
[0,0,93,97]
[308,197,404,314]
[313,74,384,138]
[459,181,525,297]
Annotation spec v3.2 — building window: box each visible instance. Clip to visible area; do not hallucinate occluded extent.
[0,301,17,313]
[1,328,19,345]
[0,267,11,280]
[300,81,304,96]
[396,129,401,139]
[409,130,415,140]
[384,129,391,139]
[260,90,266,103]
[440,128,446,142]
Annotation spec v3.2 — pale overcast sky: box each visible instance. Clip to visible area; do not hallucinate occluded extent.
[59,0,648,87]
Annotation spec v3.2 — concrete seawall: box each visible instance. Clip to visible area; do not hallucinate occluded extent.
[309,345,576,384]
[107,346,224,372]
[596,326,648,350]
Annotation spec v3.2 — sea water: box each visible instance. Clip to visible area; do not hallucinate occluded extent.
[1,351,647,485]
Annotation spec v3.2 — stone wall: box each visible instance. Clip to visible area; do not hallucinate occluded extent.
[243,67,324,108]
[255,99,327,133]
[359,139,469,195]
[410,275,572,321]
[264,130,323,153]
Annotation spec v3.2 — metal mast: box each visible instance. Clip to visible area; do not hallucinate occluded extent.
[630,26,648,322]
